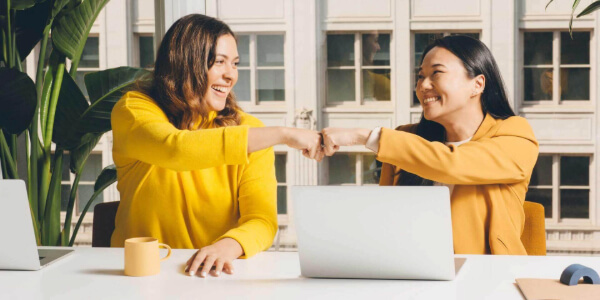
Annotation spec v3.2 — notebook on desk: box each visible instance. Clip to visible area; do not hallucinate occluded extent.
[292,186,456,280]
[0,180,73,270]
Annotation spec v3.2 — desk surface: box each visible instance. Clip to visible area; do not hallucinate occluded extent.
[1,247,599,300]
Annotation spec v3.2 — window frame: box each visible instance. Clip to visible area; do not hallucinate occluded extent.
[323,151,380,186]
[235,32,287,109]
[520,30,594,108]
[133,32,155,69]
[325,31,394,108]
[528,153,595,226]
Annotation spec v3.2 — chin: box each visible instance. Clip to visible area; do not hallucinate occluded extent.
[208,99,227,112]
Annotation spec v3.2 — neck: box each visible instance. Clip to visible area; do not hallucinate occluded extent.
[438,104,485,142]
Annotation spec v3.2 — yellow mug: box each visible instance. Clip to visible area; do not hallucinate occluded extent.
[124,237,172,277]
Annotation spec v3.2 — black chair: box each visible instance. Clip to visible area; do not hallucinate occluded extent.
[92,201,120,247]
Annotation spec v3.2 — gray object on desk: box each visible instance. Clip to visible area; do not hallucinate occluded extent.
[292,186,455,280]
[0,180,73,270]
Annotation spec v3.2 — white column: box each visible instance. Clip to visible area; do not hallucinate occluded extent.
[394,0,411,127]
[154,0,206,49]
[489,0,516,109]
[104,0,130,68]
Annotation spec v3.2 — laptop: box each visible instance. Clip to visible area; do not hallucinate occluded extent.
[0,180,73,270]
[292,186,455,280]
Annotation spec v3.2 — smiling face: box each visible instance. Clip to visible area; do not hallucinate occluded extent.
[416,46,484,124]
[204,34,239,112]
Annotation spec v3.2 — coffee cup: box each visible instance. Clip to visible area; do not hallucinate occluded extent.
[124,237,171,276]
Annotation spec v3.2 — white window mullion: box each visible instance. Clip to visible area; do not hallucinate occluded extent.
[553,154,560,222]
[250,34,257,106]
[356,154,363,185]
[552,31,560,105]
[354,33,361,105]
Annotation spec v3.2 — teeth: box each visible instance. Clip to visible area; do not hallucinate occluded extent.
[211,85,229,93]
[423,96,439,104]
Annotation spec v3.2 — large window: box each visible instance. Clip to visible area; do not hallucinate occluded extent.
[74,36,101,97]
[275,153,288,215]
[57,153,105,215]
[326,32,392,105]
[527,154,592,222]
[233,34,285,104]
[327,153,380,185]
[523,31,591,104]
[413,32,480,106]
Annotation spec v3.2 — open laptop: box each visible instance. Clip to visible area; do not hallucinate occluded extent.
[292,186,456,280]
[0,180,73,270]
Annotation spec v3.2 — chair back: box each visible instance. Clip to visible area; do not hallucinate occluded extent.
[521,201,547,255]
[92,201,120,247]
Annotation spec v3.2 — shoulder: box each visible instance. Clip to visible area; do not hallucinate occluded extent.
[394,123,418,133]
[493,116,535,137]
[239,111,265,128]
[112,91,168,124]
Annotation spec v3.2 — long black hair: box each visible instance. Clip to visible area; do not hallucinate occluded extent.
[397,35,515,186]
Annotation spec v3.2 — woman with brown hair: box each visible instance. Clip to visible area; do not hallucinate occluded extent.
[110,14,323,278]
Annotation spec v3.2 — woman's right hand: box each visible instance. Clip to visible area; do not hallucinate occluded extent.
[282,128,324,162]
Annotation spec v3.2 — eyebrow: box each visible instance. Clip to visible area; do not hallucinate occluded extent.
[418,63,446,71]
[216,53,240,60]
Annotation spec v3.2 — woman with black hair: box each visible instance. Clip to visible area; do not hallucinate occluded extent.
[321,35,539,255]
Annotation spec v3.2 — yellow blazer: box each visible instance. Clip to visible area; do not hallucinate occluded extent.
[377,114,539,255]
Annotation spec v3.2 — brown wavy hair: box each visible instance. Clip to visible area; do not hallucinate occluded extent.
[138,14,242,130]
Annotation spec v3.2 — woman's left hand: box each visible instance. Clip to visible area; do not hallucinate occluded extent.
[321,128,372,156]
[185,238,243,277]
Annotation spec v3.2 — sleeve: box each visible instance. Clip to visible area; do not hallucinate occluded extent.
[215,129,278,258]
[376,118,539,185]
[365,126,382,153]
[111,98,249,172]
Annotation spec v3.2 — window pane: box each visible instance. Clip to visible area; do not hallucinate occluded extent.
[327,69,355,102]
[561,32,589,64]
[362,33,390,66]
[277,186,287,214]
[61,153,71,181]
[233,70,250,101]
[257,70,284,101]
[327,34,354,67]
[524,32,552,65]
[81,154,102,182]
[328,154,357,184]
[525,188,552,218]
[560,189,589,219]
[560,68,589,101]
[78,185,103,214]
[363,69,391,101]
[139,36,154,68]
[257,35,284,67]
[414,33,444,68]
[560,156,589,186]
[275,154,286,182]
[530,155,552,186]
[75,71,91,98]
[523,68,552,101]
[362,154,379,185]
[79,37,99,68]
[61,185,71,212]
[237,35,250,67]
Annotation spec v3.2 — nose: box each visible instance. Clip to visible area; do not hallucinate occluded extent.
[418,75,433,92]
[223,63,236,82]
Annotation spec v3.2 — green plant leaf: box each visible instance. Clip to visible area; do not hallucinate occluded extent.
[79,67,150,133]
[12,0,51,61]
[69,132,102,173]
[10,0,44,10]
[545,0,554,10]
[577,1,600,17]
[51,72,89,149]
[51,0,109,63]
[0,67,37,134]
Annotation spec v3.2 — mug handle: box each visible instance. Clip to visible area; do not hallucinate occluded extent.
[158,243,172,262]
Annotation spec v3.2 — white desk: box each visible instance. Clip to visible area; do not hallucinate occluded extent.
[1,247,599,300]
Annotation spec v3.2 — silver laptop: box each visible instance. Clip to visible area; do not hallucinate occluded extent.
[0,180,73,270]
[292,186,455,280]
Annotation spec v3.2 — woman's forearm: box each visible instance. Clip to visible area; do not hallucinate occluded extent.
[247,127,289,153]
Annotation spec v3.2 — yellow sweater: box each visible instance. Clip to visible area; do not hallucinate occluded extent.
[378,114,539,255]
[110,91,277,258]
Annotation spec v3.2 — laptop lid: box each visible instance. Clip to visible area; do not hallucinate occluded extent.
[0,180,42,270]
[292,186,455,280]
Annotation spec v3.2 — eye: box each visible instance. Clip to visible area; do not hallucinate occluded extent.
[234,61,240,67]
[433,70,442,75]
[417,74,424,79]
[215,59,225,64]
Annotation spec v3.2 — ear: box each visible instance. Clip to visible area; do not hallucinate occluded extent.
[471,74,486,97]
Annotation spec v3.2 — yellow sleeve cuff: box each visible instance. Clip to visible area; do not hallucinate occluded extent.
[224,125,250,165]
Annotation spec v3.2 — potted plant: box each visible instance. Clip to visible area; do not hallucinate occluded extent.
[0,0,149,246]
